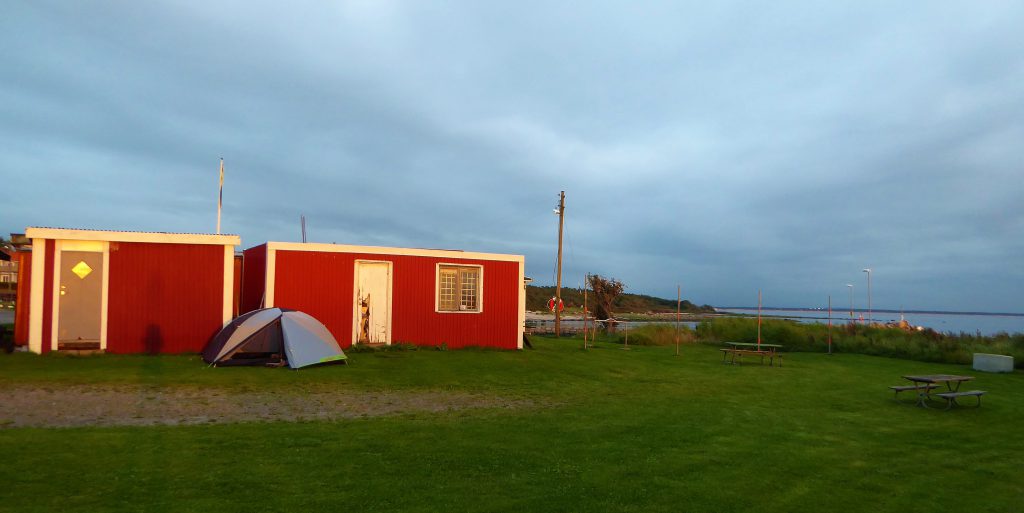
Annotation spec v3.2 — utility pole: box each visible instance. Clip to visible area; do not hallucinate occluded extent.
[555,191,565,337]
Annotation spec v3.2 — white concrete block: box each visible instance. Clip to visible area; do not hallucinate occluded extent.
[973,353,1014,373]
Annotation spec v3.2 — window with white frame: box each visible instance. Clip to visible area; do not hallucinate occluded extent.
[437,264,481,312]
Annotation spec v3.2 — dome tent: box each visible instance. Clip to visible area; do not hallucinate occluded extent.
[203,308,347,369]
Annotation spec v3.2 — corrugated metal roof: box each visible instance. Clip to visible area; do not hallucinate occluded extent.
[26,226,240,236]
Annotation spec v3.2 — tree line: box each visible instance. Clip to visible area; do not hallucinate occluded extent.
[525,283,715,315]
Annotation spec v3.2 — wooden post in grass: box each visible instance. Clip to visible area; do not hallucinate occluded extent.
[675,285,681,356]
[583,289,589,349]
[827,295,832,355]
[623,320,629,350]
[757,290,762,350]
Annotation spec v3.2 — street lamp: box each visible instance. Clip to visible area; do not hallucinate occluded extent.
[862,268,872,325]
[846,284,854,324]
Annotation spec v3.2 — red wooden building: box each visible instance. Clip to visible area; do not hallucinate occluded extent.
[241,242,526,350]
[23,227,240,354]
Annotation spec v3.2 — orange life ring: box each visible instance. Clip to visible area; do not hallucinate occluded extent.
[547,297,565,312]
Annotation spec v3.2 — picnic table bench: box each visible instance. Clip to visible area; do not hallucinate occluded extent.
[933,390,986,410]
[894,375,986,410]
[720,342,783,367]
[888,384,940,399]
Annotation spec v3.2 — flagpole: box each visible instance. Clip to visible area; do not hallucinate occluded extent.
[217,158,224,234]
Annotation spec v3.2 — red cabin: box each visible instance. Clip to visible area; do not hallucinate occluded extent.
[241,242,526,350]
[24,227,239,354]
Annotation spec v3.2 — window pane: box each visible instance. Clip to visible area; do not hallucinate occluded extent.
[460,269,478,311]
[439,269,458,311]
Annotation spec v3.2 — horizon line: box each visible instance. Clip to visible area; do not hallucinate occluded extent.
[716,306,1024,317]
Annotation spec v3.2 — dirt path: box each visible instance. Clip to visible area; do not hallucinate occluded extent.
[0,384,540,428]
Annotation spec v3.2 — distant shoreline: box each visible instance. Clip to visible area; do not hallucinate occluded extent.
[717,307,1024,317]
[525,311,723,322]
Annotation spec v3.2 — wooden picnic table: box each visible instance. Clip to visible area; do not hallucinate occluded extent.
[721,342,784,366]
[900,374,982,409]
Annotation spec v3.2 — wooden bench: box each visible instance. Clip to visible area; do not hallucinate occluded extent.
[888,384,940,400]
[720,348,782,366]
[934,390,986,410]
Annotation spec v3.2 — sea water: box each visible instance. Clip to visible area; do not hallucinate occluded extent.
[716,308,1024,336]
[527,310,1024,336]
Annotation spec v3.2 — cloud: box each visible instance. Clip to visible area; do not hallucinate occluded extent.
[3,1,1023,314]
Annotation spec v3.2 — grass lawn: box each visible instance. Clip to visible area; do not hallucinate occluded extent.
[2,336,1023,512]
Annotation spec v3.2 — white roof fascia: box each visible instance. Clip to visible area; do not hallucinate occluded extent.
[26,227,240,246]
[266,241,524,263]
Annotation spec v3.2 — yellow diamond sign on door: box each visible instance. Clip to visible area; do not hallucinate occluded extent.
[71,261,93,279]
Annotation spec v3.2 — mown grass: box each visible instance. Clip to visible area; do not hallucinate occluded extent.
[1,336,1023,512]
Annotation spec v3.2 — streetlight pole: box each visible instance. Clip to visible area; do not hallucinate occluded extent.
[846,284,854,325]
[862,268,872,325]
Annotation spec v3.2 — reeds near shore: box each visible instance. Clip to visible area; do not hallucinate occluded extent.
[694,317,1024,367]
[612,323,697,346]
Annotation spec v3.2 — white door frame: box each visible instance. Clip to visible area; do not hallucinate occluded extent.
[50,240,110,351]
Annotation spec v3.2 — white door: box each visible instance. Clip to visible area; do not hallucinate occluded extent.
[354,261,391,345]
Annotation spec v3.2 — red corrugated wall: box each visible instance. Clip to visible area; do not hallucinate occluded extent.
[240,244,266,313]
[273,250,520,349]
[106,242,225,354]
[232,254,242,317]
[388,255,520,350]
[272,251,353,345]
[13,252,31,346]
[40,242,55,354]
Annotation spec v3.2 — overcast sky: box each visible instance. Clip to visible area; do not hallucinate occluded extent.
[3,1,1022,312]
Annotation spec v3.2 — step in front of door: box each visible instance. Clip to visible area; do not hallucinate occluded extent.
[58,340,101,351]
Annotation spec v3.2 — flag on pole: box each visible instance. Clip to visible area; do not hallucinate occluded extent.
[216,158,224,234]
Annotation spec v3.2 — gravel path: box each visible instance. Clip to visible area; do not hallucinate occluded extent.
[0,385,538,428]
